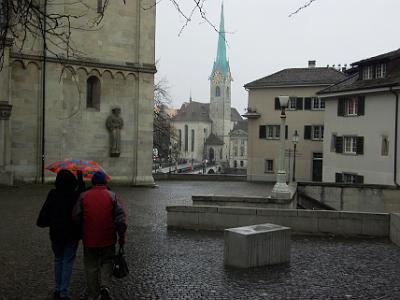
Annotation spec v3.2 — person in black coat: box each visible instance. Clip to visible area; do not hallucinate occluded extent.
[37,170,85,300]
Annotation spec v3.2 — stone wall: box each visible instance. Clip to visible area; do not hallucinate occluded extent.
[192,195,295,209]
[0,0,156,185]
[154,174,247,182]
[390,213,400,247]
[298,182,400,213]
[167,206,390,237]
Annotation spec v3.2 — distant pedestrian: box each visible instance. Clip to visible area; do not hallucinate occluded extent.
[37,170,85,300]
[73,171,127,300]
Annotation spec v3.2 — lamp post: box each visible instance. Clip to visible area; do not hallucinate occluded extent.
[271,96,291,199]
[292,130,299,182]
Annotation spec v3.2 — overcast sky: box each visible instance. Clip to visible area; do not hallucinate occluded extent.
[155,0,400,113]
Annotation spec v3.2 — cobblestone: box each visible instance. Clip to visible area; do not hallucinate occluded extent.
[1,181,400,299]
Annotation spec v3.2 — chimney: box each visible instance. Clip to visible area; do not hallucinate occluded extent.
[308,60,316,68]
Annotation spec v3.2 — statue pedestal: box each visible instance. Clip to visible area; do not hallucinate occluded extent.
[132,175,155,187]
[271,170,291,199]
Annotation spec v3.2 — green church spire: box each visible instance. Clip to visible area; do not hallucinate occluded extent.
[212,2,230,77]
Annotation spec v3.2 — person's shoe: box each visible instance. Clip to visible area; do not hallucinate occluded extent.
[100,287,111,300]
[53,291,60,300]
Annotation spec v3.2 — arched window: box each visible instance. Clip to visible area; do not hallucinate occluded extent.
[191,129,195,152]
[87,76,101,110]
[97,0,103,13]
[184,125,188,152]
[215,86,221,97]
[178,129,182,151]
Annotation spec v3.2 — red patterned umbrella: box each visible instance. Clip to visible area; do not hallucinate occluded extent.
[46,159,110,180]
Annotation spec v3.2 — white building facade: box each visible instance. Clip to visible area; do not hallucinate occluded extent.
[318,49,400,185]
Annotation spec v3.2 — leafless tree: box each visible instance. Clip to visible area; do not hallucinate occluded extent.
[0,0,128,68]
[0,0,314,67]
[153,74,175,161]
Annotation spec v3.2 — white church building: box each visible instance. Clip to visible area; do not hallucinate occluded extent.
[171,4,246,168]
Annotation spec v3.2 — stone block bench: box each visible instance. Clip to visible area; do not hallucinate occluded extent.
[224,223,291,268]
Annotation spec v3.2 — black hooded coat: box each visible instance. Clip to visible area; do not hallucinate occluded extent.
[37,170,84,244]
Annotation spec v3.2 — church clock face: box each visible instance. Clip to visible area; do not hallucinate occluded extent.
[213,71,223,84]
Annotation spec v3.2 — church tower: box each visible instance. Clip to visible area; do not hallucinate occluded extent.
[209,3,233,161]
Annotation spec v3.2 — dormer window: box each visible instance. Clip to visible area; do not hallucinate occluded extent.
[375,63,386,79]
[363,66,373,80]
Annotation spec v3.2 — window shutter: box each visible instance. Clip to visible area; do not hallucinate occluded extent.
[259,125,266,139]
[331,134,337,152]
[338,98,345,116]
[357,96,365,116]
[285,125,288,139]
[356,136,364,155]
[335,136,343,153]
[304,98,311,110]
[355,175,364,184]
[296,98,303,110]
[335,173,343,183]
[304,126,312,140]
[274,98,281,110]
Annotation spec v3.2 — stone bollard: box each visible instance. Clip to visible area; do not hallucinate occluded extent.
[224,223,291,268]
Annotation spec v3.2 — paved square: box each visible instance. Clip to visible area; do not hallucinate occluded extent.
[1,181,400,299]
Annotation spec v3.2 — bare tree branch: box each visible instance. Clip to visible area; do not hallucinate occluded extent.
[289,0,317,17]
[0,0,125,69]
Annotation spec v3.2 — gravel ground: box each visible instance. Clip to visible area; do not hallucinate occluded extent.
[1,181,400,300]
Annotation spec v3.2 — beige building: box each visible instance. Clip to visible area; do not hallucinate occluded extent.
[0,1,156,185]
[243,63,346,182]
[318,48,400,185]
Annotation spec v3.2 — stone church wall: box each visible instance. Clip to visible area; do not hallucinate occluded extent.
[1,0,156,184]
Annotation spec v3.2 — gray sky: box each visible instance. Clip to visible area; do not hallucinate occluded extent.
[155,0,400,113]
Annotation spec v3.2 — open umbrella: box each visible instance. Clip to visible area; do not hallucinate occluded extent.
[46,159,110,180]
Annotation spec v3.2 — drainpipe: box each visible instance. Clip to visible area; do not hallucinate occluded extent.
[391,87,399,187]
[41,0,47,184]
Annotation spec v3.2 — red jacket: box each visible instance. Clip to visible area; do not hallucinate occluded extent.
[73,185,127,248]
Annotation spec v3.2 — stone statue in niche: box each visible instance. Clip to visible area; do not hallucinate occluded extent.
[106,107,124,157]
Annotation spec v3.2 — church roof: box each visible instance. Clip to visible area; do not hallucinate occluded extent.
[244,67,347,88]
[205,133,224,145]
[231,108,242,122]
[172,101,243,123]
[230,129,248,137]
[172,101,210,122]
[211,3,230,77]
[232,120,248,132]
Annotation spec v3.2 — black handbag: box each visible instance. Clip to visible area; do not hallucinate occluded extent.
[113,246,129,278]
[36,198,50,228]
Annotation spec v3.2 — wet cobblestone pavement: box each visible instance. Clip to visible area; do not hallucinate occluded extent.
[1,181,400,300]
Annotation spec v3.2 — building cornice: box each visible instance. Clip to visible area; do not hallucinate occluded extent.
[10,52,157,74]
[318,85,400,98]
[244,83,331,90]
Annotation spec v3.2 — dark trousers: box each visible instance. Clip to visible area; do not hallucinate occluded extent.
[51,241,79,298]
[84,245,115,300]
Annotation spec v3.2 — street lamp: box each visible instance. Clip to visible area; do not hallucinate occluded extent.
[292,130,299,182]
[271,96,291,199]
